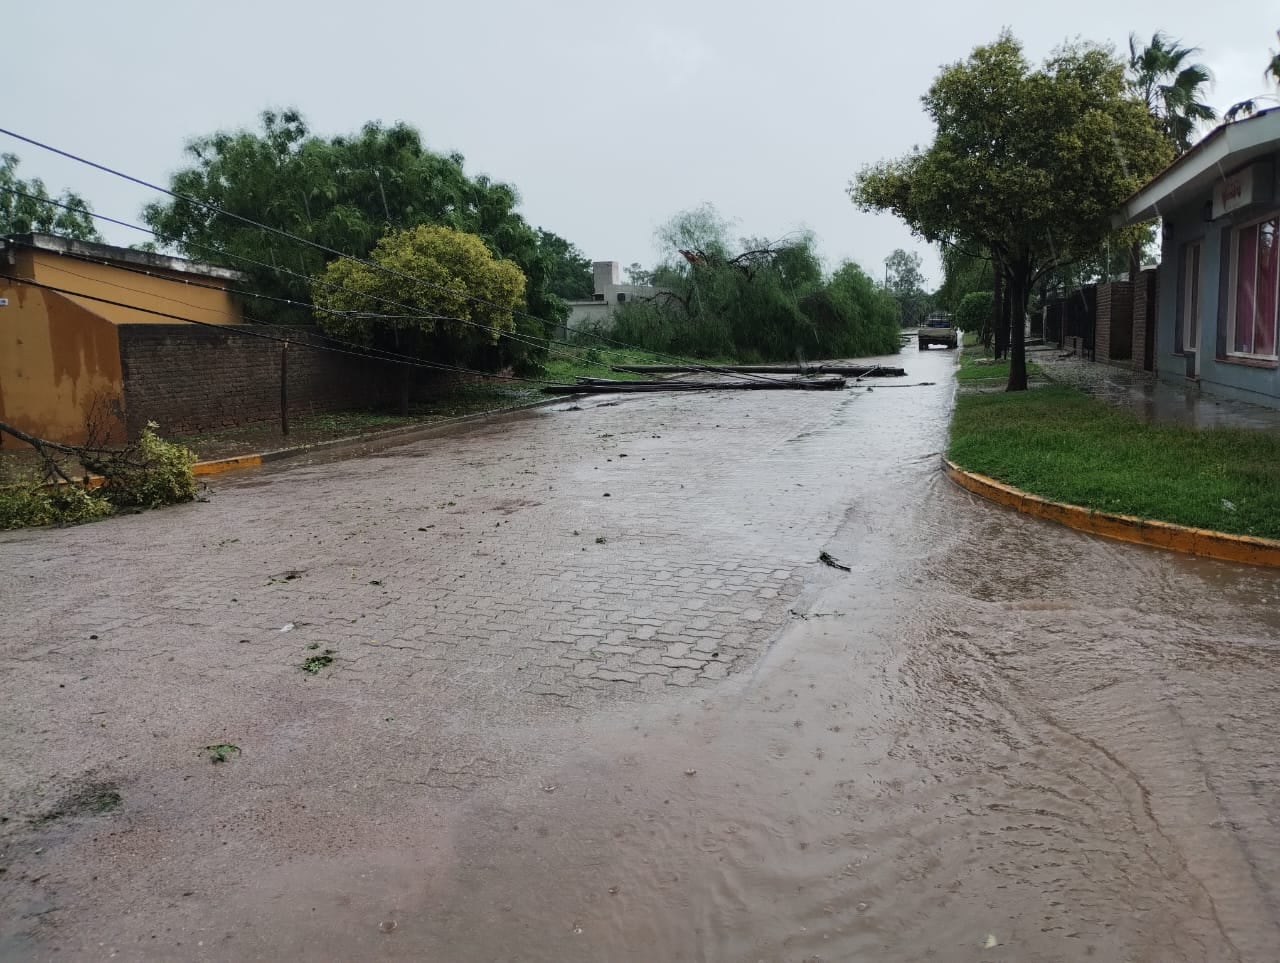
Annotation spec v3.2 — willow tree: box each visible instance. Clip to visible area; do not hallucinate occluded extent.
[850,32,1170,390]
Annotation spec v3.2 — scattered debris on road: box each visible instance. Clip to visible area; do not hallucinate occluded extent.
[300,649,335,674]
[202,743,241,764]
[818,551,851,572]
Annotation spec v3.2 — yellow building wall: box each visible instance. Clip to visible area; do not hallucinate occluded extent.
[30,251,243,327]
[0,281,126,446]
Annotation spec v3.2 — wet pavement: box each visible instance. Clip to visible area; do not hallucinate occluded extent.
[1033,349,1280,431]
[3,348,1280,961]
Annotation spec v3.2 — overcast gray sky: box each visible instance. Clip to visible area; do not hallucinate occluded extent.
[6,1,1278,285]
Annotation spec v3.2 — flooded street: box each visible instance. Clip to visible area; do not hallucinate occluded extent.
[3,348,1280,961]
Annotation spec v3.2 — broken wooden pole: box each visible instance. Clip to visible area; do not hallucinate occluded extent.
[610,363,906,377]
[544,376,848,395]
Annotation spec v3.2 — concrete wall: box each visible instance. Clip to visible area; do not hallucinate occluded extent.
[29,249,243,327]
[565,300,614,337]
[0,281,126,445]
[116,324,465,439]
[1160,154,1280,407]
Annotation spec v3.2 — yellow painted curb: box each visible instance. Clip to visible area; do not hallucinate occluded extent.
[193,454,262,477]
[943,458,1280,568]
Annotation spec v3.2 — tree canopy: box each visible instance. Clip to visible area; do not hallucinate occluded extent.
[883,248,930,325]
[0,153,101,241]
[142,109,580,370]
[851,31,1172,389]
[536,229,592,300]
[936,244,992,313]
[607,204,901,361]
[312,224,525,386]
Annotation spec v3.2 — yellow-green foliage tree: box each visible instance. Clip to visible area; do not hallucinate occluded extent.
[313,225,526,386]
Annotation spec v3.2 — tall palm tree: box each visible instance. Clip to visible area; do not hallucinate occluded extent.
[1127,32,1218,154]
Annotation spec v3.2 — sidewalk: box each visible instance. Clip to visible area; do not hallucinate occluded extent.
[1031,347,1280,431]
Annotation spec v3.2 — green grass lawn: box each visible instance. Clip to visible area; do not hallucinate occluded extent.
[955,345,1041,383]
[949,384,1280,539]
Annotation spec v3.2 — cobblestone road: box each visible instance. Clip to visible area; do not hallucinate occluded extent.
[7,347,1280,962]
[1,361,931,957]
[4,388,862,711]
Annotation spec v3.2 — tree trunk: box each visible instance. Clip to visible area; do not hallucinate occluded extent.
[1006,267,1030,392]
[992,269,1005,358]
[1000,282,1012,360]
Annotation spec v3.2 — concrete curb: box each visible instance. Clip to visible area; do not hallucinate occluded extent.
[192,395,569,477]
[942,458,1280,569]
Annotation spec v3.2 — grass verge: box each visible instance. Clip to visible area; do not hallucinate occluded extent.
[956,345,1041,383]
[949,384,1280,539]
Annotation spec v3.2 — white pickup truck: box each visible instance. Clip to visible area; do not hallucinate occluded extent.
[917,314,958,350]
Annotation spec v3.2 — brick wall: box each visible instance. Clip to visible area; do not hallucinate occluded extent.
[1095,282,1134,362]
[117,324,466,438]
[1132,268,1158,372]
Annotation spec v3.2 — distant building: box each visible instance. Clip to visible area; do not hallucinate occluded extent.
[565,261,659,336]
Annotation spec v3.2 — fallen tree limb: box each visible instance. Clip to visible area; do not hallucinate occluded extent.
[0,419,82,485]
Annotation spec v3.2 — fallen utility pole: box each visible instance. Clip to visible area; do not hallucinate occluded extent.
[610,363,906,377]
[543,376,847,395]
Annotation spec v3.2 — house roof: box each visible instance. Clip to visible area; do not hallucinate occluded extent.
[1116,107,1280,227]
[1,232,245,282]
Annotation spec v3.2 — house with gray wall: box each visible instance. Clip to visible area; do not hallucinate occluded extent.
[1118,108,1280,408]
[565,261,659,336]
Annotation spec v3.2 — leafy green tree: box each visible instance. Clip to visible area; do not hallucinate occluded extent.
[0,154,102,241]
[625,262,655,287]
[955,291,994,349]
[143,109,565,371]
[313,225,525,410]
[884,248,929,326]
[851,32,1171,390]
[536,229,592,299]
[1127,32,1217,154]
[884,248,923,293]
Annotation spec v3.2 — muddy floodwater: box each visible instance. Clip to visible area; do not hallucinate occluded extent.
[3,348,1279,961]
